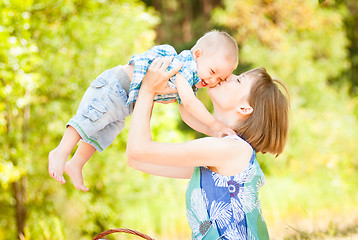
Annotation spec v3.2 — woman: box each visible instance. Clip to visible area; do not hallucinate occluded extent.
[126,57,289,239]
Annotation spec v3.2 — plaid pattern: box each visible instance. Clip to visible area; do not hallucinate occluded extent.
[127,44,200,105]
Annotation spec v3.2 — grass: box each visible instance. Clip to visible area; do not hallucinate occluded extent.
[261,170,358,239]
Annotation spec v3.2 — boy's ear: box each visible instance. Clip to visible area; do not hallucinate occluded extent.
[193,48,202,60]
[236,105,253,116]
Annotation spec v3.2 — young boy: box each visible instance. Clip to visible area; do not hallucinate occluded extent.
[48,30,238,191]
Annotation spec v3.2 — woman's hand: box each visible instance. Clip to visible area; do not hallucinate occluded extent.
[141,56,183,96]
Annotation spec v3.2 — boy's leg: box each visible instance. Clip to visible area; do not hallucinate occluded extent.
[64,141,96,192]
[49,126,81,184]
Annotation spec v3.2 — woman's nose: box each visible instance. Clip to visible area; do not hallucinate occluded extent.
[226,74,236,82]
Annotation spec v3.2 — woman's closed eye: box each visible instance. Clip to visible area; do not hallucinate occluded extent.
[237,74,248,83]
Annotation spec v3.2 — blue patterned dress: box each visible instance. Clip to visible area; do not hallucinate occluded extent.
[185,135,269,240]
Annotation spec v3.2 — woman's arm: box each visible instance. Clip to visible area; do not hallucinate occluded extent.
[174,74,217,129]
[175,74,235,137]
[128,160,194,179]
[126,57,252,177]
[178,104,213,136]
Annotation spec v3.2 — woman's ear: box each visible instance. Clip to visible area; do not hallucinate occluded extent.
[193,48,202,60]
[236,105,253,116]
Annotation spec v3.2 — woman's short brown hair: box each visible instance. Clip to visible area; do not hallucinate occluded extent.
[235,68,289,156]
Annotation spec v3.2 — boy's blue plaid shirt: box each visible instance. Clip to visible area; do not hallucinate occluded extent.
[127,45,200,105]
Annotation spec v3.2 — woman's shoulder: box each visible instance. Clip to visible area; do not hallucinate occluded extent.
[197,134,251,151]
[199,134,253,155]
[223,134,253,154]
[204,135,254,176]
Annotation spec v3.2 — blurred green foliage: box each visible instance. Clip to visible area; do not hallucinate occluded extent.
[0,0,190,239]
[1,0,358,239]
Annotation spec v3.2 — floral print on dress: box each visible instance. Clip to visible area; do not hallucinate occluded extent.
[256,175,266,189]
[212,165,258,215]
[186,135,269,240]
[212,174,231,187]
[186,188,211,239]
[237,185,257,213]
[224,223,247,240]
[187,188,236,239]
[233,163,257,184]
[210,200,232,229]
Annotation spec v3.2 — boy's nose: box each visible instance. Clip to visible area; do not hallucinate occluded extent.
[226,74,236,82]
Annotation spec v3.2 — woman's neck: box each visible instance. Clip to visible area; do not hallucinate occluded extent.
[213,109,241,130]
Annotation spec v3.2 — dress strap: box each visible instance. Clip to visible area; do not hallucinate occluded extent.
[224,134,241,141]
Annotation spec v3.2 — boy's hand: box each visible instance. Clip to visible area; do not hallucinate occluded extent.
[211,121,236,137]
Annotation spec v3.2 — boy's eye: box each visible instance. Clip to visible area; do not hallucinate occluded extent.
[211,69,215,74]
[237,78,241,83]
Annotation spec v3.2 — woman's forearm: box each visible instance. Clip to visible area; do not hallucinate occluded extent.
[128,159,193,179]
[126,85,155,158]
[126,57,180,162]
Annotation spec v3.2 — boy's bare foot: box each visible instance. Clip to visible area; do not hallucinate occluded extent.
[48,148,67,184]
[64,160,89,192]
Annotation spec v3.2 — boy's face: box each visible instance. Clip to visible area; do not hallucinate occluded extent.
[194,51,236,89]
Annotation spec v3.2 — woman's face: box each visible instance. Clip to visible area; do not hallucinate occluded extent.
[207,72,254,113]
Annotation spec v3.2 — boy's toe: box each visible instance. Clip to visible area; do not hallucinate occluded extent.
[59,176,66,184]
[77,184,89,192]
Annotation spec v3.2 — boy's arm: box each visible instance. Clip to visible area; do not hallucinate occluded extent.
[175,74,235,137]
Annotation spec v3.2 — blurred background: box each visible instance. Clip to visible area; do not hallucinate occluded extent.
[1,0,358,239]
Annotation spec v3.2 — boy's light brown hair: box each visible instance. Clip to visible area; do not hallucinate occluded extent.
[235,68,289,156]
[191,30,239,67]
